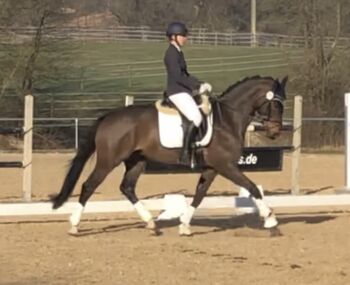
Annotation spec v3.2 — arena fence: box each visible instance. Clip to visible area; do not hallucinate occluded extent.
[344,93,350,189]
[2,26,350,49]
[1,94,350,218]
[0,94,33,201]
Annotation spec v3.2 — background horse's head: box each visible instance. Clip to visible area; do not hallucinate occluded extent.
[254,76,288,139]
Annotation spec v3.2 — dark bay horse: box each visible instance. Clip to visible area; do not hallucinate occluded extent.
[51,75,288,235]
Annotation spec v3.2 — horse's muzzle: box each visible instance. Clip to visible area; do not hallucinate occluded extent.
[264,121,282,139]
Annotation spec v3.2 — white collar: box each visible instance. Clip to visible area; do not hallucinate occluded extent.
[171,42,181,52]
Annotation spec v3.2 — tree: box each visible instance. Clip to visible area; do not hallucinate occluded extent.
[290,0,350,148]
[0,0,81,117]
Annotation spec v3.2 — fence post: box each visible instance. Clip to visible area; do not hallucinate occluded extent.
[50,94,54,117]
[22,94,33,201]
[245,131,251,147]
[75,118,79,150]
[141,26,146,41]
[125,95,134,106]
[128,65,133,87]
[291,95,303,195]
[251,0,257,47]
[345,93,350,190]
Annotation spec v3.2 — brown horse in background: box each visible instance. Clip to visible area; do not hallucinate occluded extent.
[51,75,288,236]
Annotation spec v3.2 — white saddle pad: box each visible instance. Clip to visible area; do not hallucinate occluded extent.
[158,111,213,148]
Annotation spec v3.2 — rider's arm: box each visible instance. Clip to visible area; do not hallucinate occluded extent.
[164,47,200,91]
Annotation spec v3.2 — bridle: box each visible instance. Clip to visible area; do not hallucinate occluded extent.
[211,90,284,126]
[254,91,284,125]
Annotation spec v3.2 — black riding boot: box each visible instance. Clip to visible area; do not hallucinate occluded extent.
[180,122,196,165]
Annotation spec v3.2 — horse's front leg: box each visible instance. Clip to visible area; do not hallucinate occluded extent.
[215,162,278,229]
[179,168,217,236]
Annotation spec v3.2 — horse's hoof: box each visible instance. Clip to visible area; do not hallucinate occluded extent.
[146,220,156,230]
[146,220,162,236]
[269,227,283,237]
[149,228,162,236]
[179,224,192,236]
[68,226,79,236]
[264,214,278,229]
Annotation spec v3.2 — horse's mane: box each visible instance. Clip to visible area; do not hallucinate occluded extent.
[220,75,275,97]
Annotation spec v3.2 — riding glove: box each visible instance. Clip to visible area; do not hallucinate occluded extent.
[199,82,213,94]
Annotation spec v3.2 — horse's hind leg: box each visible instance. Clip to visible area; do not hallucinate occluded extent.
[179,168,217,236]
[120,153,159,235]
[69,161,114,235]
[215,162,278,229]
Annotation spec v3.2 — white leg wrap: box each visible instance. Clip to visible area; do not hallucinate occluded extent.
[69,203,84,227]
[134,201,153,222]
[179,205,195,226]
[264,214,278,228]
[253,198,271,218]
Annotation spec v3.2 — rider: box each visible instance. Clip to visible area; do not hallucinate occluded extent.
[164,21,212,165]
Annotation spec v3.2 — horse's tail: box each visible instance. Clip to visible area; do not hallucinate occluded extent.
[51,116,105,209]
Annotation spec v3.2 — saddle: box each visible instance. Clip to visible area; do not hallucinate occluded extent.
[155,93,214,168]
[156,94,212,116]
[155,94,212,143]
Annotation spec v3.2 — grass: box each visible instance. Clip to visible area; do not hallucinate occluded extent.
[70,41,298,94]
[1,40,301,117]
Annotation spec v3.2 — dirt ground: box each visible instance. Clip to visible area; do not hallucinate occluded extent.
[0,152,350,285]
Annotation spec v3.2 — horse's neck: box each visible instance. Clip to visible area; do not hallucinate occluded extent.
[219,86,258,133]
[216,101,253,143]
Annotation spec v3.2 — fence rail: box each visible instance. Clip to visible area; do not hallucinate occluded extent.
[0,116,344,151]
[1,26,349,48]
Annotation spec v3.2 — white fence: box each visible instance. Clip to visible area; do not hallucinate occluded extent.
[1,26,350,48]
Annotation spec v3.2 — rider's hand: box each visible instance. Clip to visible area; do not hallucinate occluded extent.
[199,82,212,94]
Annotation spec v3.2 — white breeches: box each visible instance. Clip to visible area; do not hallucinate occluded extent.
[169,92,202,127]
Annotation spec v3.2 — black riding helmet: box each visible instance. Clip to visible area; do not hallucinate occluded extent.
[166,22,188,38]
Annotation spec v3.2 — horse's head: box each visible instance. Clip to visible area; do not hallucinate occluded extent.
[255,76,288,139]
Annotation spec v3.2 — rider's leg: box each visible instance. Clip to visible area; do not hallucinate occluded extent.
[168,93,202,164]
[180,122,196,164]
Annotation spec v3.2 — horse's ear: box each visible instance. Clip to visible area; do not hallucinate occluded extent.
[281,76,288,88]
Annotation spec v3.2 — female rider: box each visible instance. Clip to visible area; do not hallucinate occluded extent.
[164,21,212,165]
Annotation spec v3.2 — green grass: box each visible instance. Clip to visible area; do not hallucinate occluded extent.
[1,40,300,117]
[61,41,298,94]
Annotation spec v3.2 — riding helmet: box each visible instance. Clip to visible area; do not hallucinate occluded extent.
[166,22,188,38]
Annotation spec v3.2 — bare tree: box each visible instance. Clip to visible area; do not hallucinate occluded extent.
[0,0,80,116]
[291,0,350,148]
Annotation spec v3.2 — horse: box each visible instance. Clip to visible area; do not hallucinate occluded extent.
[51,75,288,236]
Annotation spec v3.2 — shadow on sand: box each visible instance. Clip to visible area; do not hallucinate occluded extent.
[68,212,337,238]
